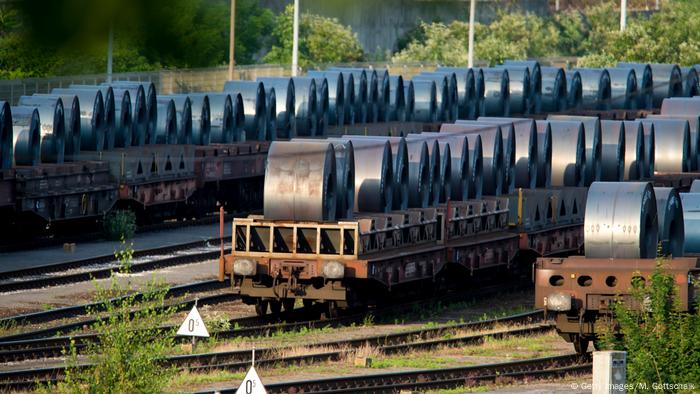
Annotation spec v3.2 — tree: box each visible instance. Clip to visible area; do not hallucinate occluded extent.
[263,5,364,69]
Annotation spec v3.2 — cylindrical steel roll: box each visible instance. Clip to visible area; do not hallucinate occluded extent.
[290,77,318,137]
[265,88,277,141]
[608,68,638,110]
[17,98,65,164]
[654,187,684,257]
[329,68,367,124]
[566,70,583,110]
[414,74,450,122]
[472,68,485,118]
[503,60,542,114]
[257,77,296,139]
[63,86,120,148]
[548,115,601,186]
[20,95,82,160]
[387,76,406,122]
[534,121,553,188]
[546,120,585,187]
[308,71,345,127]
[108,81,157,141]
[681,67,699,97]
[403,80,415,122]
[639,121,656,178]
[496,66,530,115]
[573,68,611,110]
[425,139,442,204]
[264,141,337,221]
[407,135,452,204]
[375,68,391,122]
[50,89,106,151]
[692,180,700,192]
[647,113,700,171]
[539,67,567,112]
[440,123,503,196]
[617,63,653,109]
[231,93,246,141]
[584,181,658,259]
[193,93,233,143]
[343,73,356,125]
[171,94,211,145]
[479,117,538,189]
[328,138,393,213]
[621,120,645,181]
[10,106,40,166]
[599,120,625,182]
[465,133,484,199]
[223,80,267,141]
[419,72,458,122]
[480,68,510,117]
[328,140,354,220]
[155,99,177,144]
[659,98,700,169]
[436,67,476,120]
[465,120,515,194]
[0,102,11,169]
[366,69,380,123]
[680,193,700,254]
[418,132,470,201]
[314,78,329,136]
[648,63,684,107]
[97,85,145,147]
[332,68,378,122]
[161,96,192,145]
[403,138,430,208]
[640,118,691,173]
[412,80,437,123]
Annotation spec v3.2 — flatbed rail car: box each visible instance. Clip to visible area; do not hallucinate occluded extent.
[222,188,587,316]
[534,256,700,354]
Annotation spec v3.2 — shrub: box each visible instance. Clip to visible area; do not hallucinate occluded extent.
[104,209,136,240]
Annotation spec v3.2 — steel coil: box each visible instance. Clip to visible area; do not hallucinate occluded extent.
[290,77,319,137]
[329,68,367,124]
[573,68,611,110]
[264,88,277,140]
[193,93,233,143]
[109,81,157,142]
[412,80,437,123]
[479,117,538,189]
[584,181,658,259]
[223,80,267,141]
[639,121,656,178]
[496,66,531,115]
[17,98,65,163]
[419,72,458,122]
[169,96,193,144]
[534,121,552,188]
[473,68,485,118]
[621,120,644,180]
[9,106,40,166]
[608,68,638,109]
[465,120,515,194]
[440,123,503,196]
[171,94,211,145]
[375,68,391,122]
[681,67,699,97]
[332,68,378,122]
[503,60,542,114]
[20,95,81,160]
[480,68,510,117]
[548,115,601,186]
[407,135,451,204]
[418,132,470,201]
[264,141,337,221]
[617,63,653,109]
[312,78,329,136]
[308,71,346,127]
[658,98,700,169]
[342,73,356,124]
[640,118,691,173]
[328,140,354,219]
[692,180,700,193]
[63,86,119,148]
[403,138,430,208]
[680,193,700,254]
[654,187,684,257]
[366,69,380,123]
[403,80,415,122]
[0,102,11,169]
[546,120,585,187]
[96,85,146,147]
[423,139,442,204]
[539,67,567,112]
[619,63,683,107]
[599,120,625,182]
[647,113,700,171]
[51,89,106,151]
[436,67,476,119]
[465,133,484,199]
[257,77,296,139]
[155,99,177,144]
[435,140,452,203]
[414,74,450,122]
[566,70,583,110]
[387,76,406,122]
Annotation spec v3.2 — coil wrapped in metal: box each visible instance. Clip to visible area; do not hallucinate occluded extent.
[92,84,145,147]
[109,81,157,141]
[573,68,611,110]
[264,88,277,141]
[330,140,354,219]
[658,98,700,169]
[503,60,542,114]
[374,68,391,122]
[51,89,106,151]
[342,73,356,124]
[566,70,583,110]
[20,95,81,160]
[617,63,653,109]
[192,93,233,143]
[620,63,683,107]
[257,77,296,139]
[472,68,486,118]
[440,123,503,196]
[159,96,192,145]
[621,120,644,180]
[17,98,65,163]
[465,120,514,194]
[290,77,319,137]
[647,113,700,171]
[681,67,699,97]
[313,78,329,136]
[223,80,267,141]
[639,121,655,178]
[414,74,450,122]
[387,76,406,122]
[264,141,337,221]
[680,193,700,254]
[64,86,118,148]
[436,67,476,119]
[412,80,437,123]
[403,80,415,122]
[534,121,553,188]
[608,68,638,109]
[496,66,531,115]
[538,67,567,112]
[599,120,625,182]
[480,68,510,117]
[155,99,177,144]
[419,132,470,201]
[584,181,658,259]
[653,187,684,257]
[640,118,691,173]
[329,68,367,124]
[0,102,11,169]
[10,106,40,166]
[548,115,601,186]
[465,133,484,199]
[170,94,211,145]
[435,140,452,202]
[332,68,378,122]
[407,135,451,204]
[546,120,585,187]
[419,72,458,122]
[402,138,430,208]
[308,71,345,127]
[425,139,442,204]
[479,117,538,189]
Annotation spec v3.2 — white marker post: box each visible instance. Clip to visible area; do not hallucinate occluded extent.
[176,300,209,350]
[236,348,267,394]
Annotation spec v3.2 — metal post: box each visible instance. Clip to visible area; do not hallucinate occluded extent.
[467,0,476,68]
[555,0,560,11]
[656,0,660,10]
[219,206,225,282]
[620,0,627,31]
[228,0,236,80]
[292,0,300,77]
[107,22,113,84]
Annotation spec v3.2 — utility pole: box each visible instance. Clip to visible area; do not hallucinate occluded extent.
[107,21,113,84]
[467,0,476,68]
[555,0,560,12]
[229,0,236,80]
[620,0,627,31]
[292,0,300,76]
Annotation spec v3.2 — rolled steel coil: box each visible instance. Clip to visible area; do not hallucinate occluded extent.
[621,120,645,181]
[620,63,682,107]
[62,86,119,148]
[654,187,684,257]
[329,68,367,124]
[403,80,415,122]
[257,77,296,139]
[534,121,553,188]
[440,123,503,196]
[465,120,515,194]
[465,133,484,199]
[374,68,391,122]
[230,93,246,141]
[658,98,700,169]
[680,193,700,254]
[681,67,700,97]
[608,68,638,110]
[407,135,451,204]
[338,136,409,211]
[617,63,653,109]
[480,68,510,117]
[573,68,611,110]
[546,119,585,187]
[20,95,81,160]
[315,78,329,136]
[387,76,406,122]
[10,106,40,166]
[647,113,700,171]
[472,68,485,118]
[308,71,346,127]
[290,77,319,137]
[403,138,430,208]
[419,72,458,122]
[51,89,106,151]
[639,121,656,178]
[548,115,601,186]
[159,96,192,145]
[170,94,211,145]
[223,80,267,141]
[343,73,356,125]
[640,118,691,173]
[414,74,451,122]
[584,181,658,259]
[0,101,11,169]
[412,80,437,123]
[566,70,583,110]
[479,117,538,189]
[418,132,470,201]
[328,137,393,213]
[264,88,277,140]
[425,139,442,204]
[264,141,337,221]
[17,98,65,163]
[495,66,531,115]
[436,67,476,119]
[435,140,452,203]
[331,68,378,122]
[503,60,542,114]
[108,81,157,141]
[155,99,177,144]
[599,120,625,182]
[539,67,567,113]
[327,140,354,219]
[90,85,145,147]
[192,93,233,143]
[692,180,700,193]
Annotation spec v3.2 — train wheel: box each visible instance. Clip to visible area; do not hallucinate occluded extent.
[573,335,589,354]
[282,298,295,312]
[255,300,269,317]
[322,301,339,320]
[269,300,282,314]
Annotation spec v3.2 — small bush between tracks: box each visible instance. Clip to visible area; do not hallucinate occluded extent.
[104,210,137,240]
